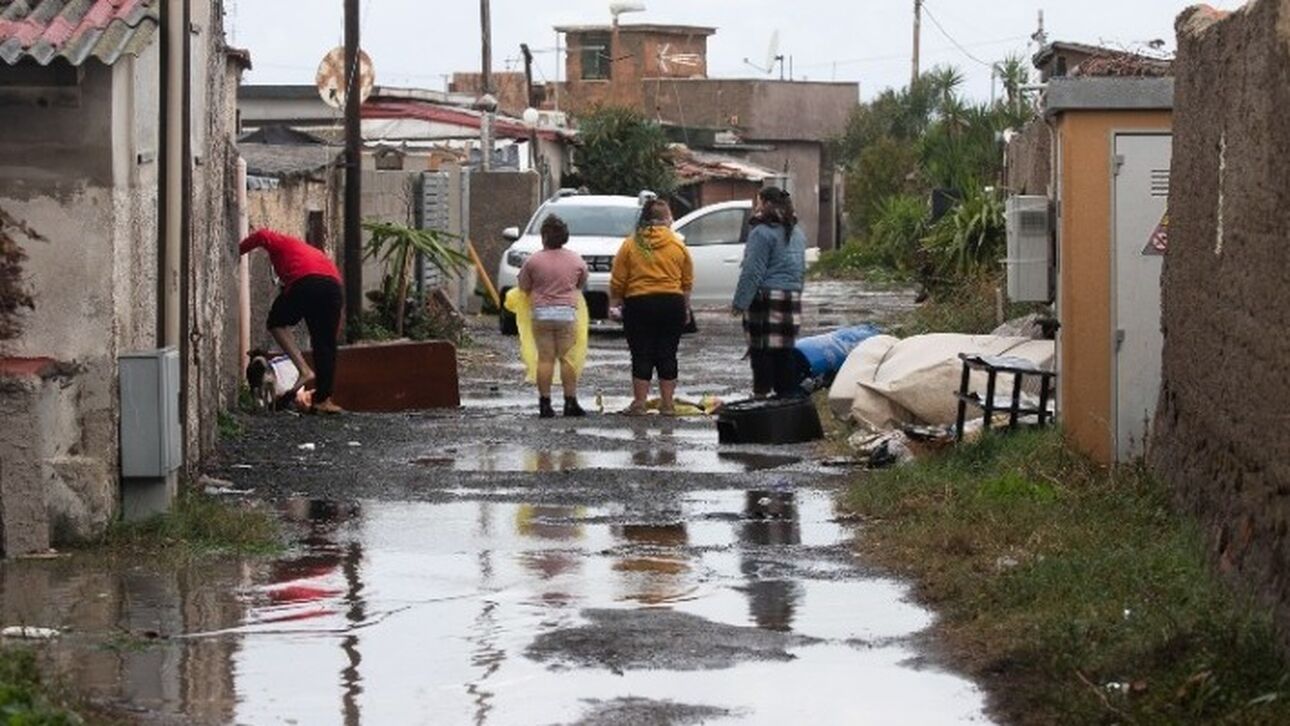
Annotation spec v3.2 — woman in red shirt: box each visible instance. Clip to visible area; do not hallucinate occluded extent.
[239,228,344,414]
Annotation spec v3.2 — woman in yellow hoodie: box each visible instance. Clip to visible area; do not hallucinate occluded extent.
[609,199,694,415]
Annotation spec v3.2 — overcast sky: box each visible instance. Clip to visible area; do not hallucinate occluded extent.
[229,0,1248,103]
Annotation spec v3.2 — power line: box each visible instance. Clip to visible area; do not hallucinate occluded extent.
[792,35,1027,71]
[921,2,995,68]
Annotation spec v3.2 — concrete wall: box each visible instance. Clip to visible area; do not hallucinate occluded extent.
[469,171,541,286]
[1054,108,1171,465]
[746,141,824,249]
[0,46,162,544]
[0,0,241,547]
[246,172,343,349]
[642,79,857,142]
[1151,0,1290,646]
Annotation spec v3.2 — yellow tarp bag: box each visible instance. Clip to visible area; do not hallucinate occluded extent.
[504,288,590,384]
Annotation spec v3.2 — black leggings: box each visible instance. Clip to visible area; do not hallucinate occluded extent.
[267,276,343,402]
[623,293,686,382]
[750,348,802,398]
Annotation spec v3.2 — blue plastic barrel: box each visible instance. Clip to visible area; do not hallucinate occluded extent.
[793,324,882,384]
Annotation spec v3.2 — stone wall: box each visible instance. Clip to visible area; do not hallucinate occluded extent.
[186,0,243,464]
[1151,0,1290,644]
[1005,118,1052,196]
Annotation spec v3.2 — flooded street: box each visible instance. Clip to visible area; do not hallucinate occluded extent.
[0,283,993,725]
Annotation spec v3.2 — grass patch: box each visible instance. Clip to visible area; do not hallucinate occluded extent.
[889,274,1049,337]
[102,491,281,558]
[0,648,84,724]
[810,242,912,284]
[217,409,244,440]
[841,429,1290,725]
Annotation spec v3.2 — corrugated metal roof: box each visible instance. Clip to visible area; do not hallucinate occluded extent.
[0,0,159,67]
[669,144,777,185]
[238,142,342,179]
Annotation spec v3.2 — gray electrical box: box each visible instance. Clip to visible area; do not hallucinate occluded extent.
[119,347,181,478]
[1005,195,1052,302]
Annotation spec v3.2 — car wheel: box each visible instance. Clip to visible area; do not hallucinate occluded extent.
[499,309,519,336]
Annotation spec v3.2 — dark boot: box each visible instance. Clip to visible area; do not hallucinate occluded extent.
[539,397,556,419]
[563,397,586,417]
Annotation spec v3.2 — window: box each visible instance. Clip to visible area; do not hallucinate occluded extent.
[306,211,327,249]
[526,204,640,237]
[580,32,612,80]
[677,209,746,247]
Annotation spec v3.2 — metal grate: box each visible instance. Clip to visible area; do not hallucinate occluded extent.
[583,255,614,273]
[1150,169,1171,198]
[419,172,453,289]
[1019,210,1048,235]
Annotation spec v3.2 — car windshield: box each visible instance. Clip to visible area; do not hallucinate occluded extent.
[526,204,640,237]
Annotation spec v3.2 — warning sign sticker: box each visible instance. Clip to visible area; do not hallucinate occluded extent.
[1143,210,1168,255]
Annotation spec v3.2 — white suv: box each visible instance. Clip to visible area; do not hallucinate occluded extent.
[497,192,815,334]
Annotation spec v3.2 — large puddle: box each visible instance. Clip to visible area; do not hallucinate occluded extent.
[0,490,989,724]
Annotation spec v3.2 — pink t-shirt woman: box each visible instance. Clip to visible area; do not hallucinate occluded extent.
[516,215,588,418]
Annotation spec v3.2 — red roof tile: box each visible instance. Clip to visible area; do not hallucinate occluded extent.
[0,0,158,66]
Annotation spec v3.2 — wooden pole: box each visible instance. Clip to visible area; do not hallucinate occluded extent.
[911,0,922,88]
[344,0,363,342]
[467,240,501,310]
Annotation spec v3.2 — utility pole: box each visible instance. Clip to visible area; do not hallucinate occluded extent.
[343,0,363,342]
[480,0,492,93]
[479,0,494,171]
[911,0,923,88]
[520,43,535,108]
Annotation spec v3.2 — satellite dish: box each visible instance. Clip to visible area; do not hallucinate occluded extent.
[764,30,781,72]
[743,30,783,75]
[316,46,375,109]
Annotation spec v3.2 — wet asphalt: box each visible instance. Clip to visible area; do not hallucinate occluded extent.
[0,280,995,725]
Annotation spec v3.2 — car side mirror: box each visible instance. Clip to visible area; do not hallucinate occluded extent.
[502,226,521,242]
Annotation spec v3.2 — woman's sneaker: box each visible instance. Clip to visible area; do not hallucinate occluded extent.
[539,397,557,419]
[564,397,586,417]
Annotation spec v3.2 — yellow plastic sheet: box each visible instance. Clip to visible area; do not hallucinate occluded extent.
[504,288,590,384]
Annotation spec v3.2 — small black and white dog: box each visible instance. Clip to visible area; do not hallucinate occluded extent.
[245,350,279,411]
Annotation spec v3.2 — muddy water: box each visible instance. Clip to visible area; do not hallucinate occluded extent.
[0,489,989,724]
[0,281,994,724]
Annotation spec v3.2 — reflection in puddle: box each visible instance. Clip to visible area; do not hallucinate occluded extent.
[0,494,987,724]
[414,444,801,474]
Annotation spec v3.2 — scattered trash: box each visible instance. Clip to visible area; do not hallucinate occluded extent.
[347,441,362,448]
[16,549,65,561]
[994,556,1021,572]
[991,313,1051,340]
[847,430,914,468]
[231,464,253,470]
[297,443,317,452]
[199,475,254,497]
[1105,682,1130,695]
[2,626,60,640]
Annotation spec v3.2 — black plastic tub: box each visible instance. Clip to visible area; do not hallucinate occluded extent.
[716,397,824,445]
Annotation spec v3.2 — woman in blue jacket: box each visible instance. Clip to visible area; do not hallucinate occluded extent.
[731,187,807,398]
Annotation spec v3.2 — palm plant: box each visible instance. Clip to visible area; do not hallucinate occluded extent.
[362,221,470,336]
[920,186,1006,281]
